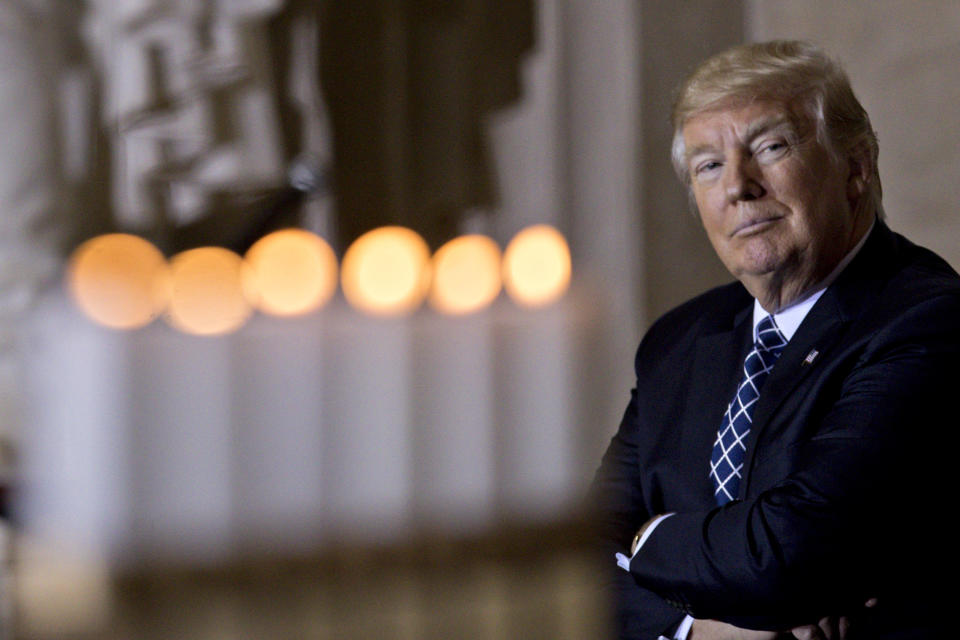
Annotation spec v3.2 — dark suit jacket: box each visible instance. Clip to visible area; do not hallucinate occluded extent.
[593,219,960,639]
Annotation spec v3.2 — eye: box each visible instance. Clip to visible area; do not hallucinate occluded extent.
[694,160,722,177]
[757,140,788,157]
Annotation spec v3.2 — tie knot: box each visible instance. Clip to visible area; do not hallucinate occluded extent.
[756,315,787,354]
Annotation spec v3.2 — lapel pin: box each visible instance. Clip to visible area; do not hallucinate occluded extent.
[802,349,819,366]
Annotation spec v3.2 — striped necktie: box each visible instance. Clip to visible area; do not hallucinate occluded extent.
[709,314,787,505]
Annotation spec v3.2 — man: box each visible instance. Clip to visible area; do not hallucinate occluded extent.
[592,40,960,640]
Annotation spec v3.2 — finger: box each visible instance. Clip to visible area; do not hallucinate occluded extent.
[791,625,821,640]
[864,597,878,608]
[838,616,850,639]
[818,616,837,640]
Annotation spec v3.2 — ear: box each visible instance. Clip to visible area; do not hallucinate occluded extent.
[845,146,872,210]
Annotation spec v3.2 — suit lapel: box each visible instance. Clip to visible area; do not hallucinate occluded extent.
[740,219,896,492]
[747,294,847,436]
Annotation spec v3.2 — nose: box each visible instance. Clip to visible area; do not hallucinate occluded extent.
[724,153,765,202]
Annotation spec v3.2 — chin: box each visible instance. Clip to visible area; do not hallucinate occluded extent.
[736,242,789,276]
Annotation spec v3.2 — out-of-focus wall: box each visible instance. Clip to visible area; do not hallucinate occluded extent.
[748,0,960,269]
[0,0,63,496]
[637,0,743,320]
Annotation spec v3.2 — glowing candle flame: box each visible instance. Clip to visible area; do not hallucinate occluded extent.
[243,229,338,317]
[165,247,252,335]
[429,234,502,315]
[67,233,170,329]
[340,226,432,316]
[502,224,571,308]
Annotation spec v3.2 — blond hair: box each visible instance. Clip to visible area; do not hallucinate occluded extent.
[671,40,882,216]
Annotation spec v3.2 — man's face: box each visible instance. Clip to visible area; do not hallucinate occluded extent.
[683,100,862,308]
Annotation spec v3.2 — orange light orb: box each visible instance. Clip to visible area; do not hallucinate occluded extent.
[502,224,572,308]
[429,235,502,315]
[340,226,431,316]
[243,229,338,317]
[165,247,252,335]
[67,233,170,329]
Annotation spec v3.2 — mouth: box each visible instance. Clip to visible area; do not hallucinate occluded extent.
[731,215,783,238]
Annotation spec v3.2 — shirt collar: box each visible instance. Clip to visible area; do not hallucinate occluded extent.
[752,218,875,341]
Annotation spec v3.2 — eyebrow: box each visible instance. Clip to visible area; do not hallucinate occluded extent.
[743,116,797,145]
[684,115,797,163]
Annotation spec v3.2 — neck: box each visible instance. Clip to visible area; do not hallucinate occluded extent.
[754,272,811,314]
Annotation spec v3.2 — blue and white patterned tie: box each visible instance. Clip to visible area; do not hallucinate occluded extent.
[710,314,787,505]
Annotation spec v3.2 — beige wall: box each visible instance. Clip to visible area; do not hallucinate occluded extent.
[749,0,960,269]
[638,1,744,320]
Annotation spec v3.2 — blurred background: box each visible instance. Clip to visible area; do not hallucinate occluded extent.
[1,0,958,637]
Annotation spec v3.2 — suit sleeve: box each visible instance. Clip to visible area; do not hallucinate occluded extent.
[627,293,960,629]
[590,386,687,639]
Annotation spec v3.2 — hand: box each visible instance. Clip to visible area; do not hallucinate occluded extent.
[689,619,779,640]
[789,598,878,640]
[789,617,844,640]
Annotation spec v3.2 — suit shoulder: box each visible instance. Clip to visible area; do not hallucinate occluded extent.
[649,281,751,335]
[634,281,749,364]
[841,229,960,343]
[880,233,960,311]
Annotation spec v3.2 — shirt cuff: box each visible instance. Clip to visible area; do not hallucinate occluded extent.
[614,512,675,571]
[673,614,695,639]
